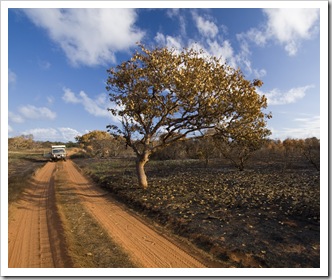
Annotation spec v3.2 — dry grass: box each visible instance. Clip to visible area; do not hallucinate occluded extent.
[54,170,137,268]
[8,150,48,203]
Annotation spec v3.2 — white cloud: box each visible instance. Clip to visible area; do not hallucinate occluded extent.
[156,12,246,76]
[47,96,55,105]
[23,9,145,67]
[21,127,82,142]
[270,115,320,140]
[264,8,319,55]
[262,85,314,106]
[166,8,180,18]
[193,14,218,38]
[154,32,165,45]
[232,8,319,77]
[18,105,57,120]
[253,68,267,78]
[246,28,267,47]
[62,88,81,103]
[207,39,237,68]
[166,9,186,36]
[9,69,17,84]
[79,92,109,117]
[236,32,267,77]
[154,33,183,50]
[22,128,59,140]
[294,116,320,138]
[9,111,24,123]
[58,127,82,141]
[62,87,111,118]
[156,36,239,76]
[241,9,319,56]
[155,12,239,74]
[38,60,51,70]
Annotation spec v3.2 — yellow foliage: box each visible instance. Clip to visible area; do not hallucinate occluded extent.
[106,44,272,187]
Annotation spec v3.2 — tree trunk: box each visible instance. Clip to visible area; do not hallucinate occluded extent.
[136,152,150,189]
[204,156,209,168]
[238,157,245,171]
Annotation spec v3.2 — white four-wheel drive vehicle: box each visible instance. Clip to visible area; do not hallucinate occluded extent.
[50,145,67,161]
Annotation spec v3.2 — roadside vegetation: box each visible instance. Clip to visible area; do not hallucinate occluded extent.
[8,151,47,203]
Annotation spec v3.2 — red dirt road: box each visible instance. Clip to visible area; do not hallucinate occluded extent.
[8,160,206,268]
[8,162,71,268]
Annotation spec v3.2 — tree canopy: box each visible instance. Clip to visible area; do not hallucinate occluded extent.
[75,130,124,158]
[106,44,271,188]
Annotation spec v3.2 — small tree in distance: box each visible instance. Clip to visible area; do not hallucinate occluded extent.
[75,130,124,158]
[213,123,271,171]
[106,44,271,189]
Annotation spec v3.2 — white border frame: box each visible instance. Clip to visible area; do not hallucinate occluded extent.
[1,1,328,277]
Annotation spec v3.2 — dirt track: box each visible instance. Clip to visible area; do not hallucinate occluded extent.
[8,160,206,268]
[8,162,71,268]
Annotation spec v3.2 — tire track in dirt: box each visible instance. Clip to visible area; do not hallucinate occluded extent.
[8,162,72,268]
[63,160,206,268]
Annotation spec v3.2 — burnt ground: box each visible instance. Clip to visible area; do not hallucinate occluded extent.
[73,158,320,268]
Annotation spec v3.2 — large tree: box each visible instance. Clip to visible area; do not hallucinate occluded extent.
[106,44,271,188]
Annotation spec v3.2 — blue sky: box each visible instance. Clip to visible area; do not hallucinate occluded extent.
[4,2,326,142]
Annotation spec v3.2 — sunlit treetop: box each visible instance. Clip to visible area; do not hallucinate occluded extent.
[106,44,270,147]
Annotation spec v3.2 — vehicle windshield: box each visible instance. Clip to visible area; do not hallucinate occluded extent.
[52,149,65,154]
